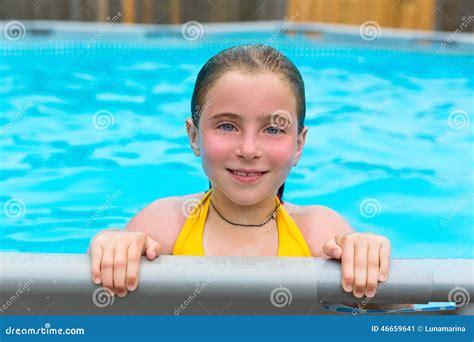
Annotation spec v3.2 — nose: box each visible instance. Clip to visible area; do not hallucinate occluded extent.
[235,132,262,161]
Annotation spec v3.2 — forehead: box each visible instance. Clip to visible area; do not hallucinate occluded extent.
[203,71,297,119]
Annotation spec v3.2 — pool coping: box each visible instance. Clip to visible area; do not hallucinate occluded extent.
[0,252,472,316]
[0,20,472,55]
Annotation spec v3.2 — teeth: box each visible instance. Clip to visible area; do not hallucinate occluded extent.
[231,170,263,177]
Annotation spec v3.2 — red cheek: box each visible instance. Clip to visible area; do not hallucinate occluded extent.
[201,134,232,157]
[201,131,295,167]
[266,140,295,166]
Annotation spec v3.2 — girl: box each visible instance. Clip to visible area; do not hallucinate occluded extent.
[89,44,391,301]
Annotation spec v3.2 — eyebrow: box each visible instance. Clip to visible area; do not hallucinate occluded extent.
[209,112,274,122]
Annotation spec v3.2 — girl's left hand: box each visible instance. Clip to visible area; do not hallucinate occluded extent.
[323,233,391,299]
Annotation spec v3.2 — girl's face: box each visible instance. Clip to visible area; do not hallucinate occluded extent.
[187,70,307,205]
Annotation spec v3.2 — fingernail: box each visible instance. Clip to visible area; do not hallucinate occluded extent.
[366,290,375,298]
[149,250,156,259]
[333,249,341,258]
[93,277,101,284]
[127,282,136,292]
[354,291,363,298]
[379,274,385,282]
[344,284,352,293]
[117,290,127,297]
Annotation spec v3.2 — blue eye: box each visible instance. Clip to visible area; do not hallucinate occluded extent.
[266,126,282,135]
[219,123,235,131]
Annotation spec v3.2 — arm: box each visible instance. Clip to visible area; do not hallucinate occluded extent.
[124,196,185,255]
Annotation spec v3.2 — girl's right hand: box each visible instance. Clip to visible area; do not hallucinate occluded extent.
[89,230,161,297]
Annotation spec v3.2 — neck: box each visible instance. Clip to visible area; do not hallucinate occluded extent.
[209,188,278,226]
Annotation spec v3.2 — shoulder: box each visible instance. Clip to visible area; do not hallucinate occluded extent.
[284,202,353,234]
[284,203,354,257]
[125,192,206,254]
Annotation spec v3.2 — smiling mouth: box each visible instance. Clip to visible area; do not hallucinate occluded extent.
[226,169,269,177]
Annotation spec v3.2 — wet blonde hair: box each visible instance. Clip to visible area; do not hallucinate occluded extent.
[191,44,306,134]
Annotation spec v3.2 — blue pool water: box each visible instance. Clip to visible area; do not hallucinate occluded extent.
[1,30,473,258]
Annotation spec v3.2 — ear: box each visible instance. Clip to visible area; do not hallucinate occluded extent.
[293,126,307,166]
[186,118,201,156]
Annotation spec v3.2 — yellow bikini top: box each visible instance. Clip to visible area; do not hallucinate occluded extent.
[172,189,313,257]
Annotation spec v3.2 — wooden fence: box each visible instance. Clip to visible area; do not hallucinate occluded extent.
[0,0,472,32]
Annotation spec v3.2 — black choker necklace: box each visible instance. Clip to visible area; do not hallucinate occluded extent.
[209,199,281,227]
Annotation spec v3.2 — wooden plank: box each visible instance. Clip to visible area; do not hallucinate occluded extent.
[142,0,154,23]
[96,0,110,22]
[122,0,136,23]
[325,0,338,23]
[169,0,182,24]
[311,0,324,22]
[334,0,355,24]
[418,0,435,30]
[286,0,298,21]
[301,0,314,22]
[399,1,416,29]
[372,0,389,26]
[208,0,227,22]
[386,0,401,28]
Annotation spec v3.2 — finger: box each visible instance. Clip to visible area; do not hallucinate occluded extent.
[379,239,391,282]
[100,245,115,294]
[353,239,368,298]
[322,237,342,259]
[113,241,129,297]
[340,237,354,293]
[90,243,103,285]
[365,243,380,298]
[145,237,161,260]
[127,241,142,292]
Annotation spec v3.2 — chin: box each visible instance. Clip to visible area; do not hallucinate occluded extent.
[223,186,276,206]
